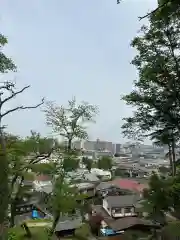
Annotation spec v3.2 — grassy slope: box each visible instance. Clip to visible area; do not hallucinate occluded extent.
[8,226,49,240]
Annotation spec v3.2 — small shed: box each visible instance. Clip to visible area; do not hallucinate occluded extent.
[55,218,82,237]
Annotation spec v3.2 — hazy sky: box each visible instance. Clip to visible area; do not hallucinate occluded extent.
[1,0,157,143]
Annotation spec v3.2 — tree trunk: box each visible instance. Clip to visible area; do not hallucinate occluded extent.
[168,143,174,176]
[10,202,15,228]
[0,121,9,240]
[21,223,32,238]
[50,214,60,236]
[0,221,8,240]
[171,137,176,175]
[68,139,72,151]
[10,176,25,227]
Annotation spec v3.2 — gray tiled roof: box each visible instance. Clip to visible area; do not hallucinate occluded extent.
[108,217,160,231]
[84,173,99,182]
[105,195,138,207]
[96,182,113,191]
[55,217,82,231]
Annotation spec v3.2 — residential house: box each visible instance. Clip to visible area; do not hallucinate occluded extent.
[90,202,160,237]
[73,182,96,199]
[33,175,52,191]
[96,182,132,198]
[111,179,148,198]
[91,168,111,180]
[55,217,82,237]
[102,195,138,218]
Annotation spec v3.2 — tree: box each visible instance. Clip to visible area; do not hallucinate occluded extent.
[82,157,92,172]
[49,175,79,236]
[7,132,55,227]
[117,0,180,20]
[0,77,44,238]
[0,33,17,240]
[143,173,172,224]
[97,156,113,171]
[149,129,178,176]
[44,97,98,151]
[121,8,180,175]
[47,150,84,236]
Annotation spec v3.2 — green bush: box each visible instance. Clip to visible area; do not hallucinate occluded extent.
[8,231,18,240]
[75,224,91,240]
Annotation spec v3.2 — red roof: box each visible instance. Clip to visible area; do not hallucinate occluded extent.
[111,179,148,192]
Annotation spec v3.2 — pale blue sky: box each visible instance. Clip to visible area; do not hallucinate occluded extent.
[1,0,157,143]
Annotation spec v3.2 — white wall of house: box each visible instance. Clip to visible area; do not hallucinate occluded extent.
[102,199,112,216]
[33,180,52,191]
[103,199,137,218]
[112,207,136,218]
[91,168,111,179]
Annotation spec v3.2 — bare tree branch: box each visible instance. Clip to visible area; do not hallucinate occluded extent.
[0,82,15,92]
[1,85,30,106]
[1,98,44,118]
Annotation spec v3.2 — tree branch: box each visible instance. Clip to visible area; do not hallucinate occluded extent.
[1,85,30,106]
[1,98,44,118]
[138,0,176,20]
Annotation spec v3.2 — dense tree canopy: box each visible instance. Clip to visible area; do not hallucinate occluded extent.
[121,6,180,175]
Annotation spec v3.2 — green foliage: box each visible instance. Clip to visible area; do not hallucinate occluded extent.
[51,176,77,215]
[0,33,17,237]
[0,34,16,73]
[8,226,49,240]
[159,166,169,175]
[121,4,180,176]
[82,157,92,172]
[49,173,82,235]
[121,8,180,138]
[5,132,56,227]
[114,168,129,177]
[161,221,180,240]
[30,163,56,175]
[97,156,113,170]
[62,151,80,172]
[142,173,173,224]
[75,224,91,240]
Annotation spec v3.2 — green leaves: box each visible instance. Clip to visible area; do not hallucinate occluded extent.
[0,34,16,73]
[97,156,112,171]
[51,176,77,215]
[143,173,172,219]
[82,157,92,172]
[121,3,180,154]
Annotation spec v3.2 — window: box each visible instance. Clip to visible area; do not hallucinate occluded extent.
[113,208,122,214]
[124,207,132,213]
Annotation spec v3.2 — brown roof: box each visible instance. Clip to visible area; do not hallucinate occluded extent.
[90,205,160,232]
[91,205,114,223]
[108,217,160,231]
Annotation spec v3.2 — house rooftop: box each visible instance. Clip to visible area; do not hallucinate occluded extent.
[105,195,138,208]
[55,217,82,232]
[111,179,147,192]
[96,182,114,191]
[108,217,160,232]
[90,205,160,232]
[84,173,99,182]
[73,182,95,190]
